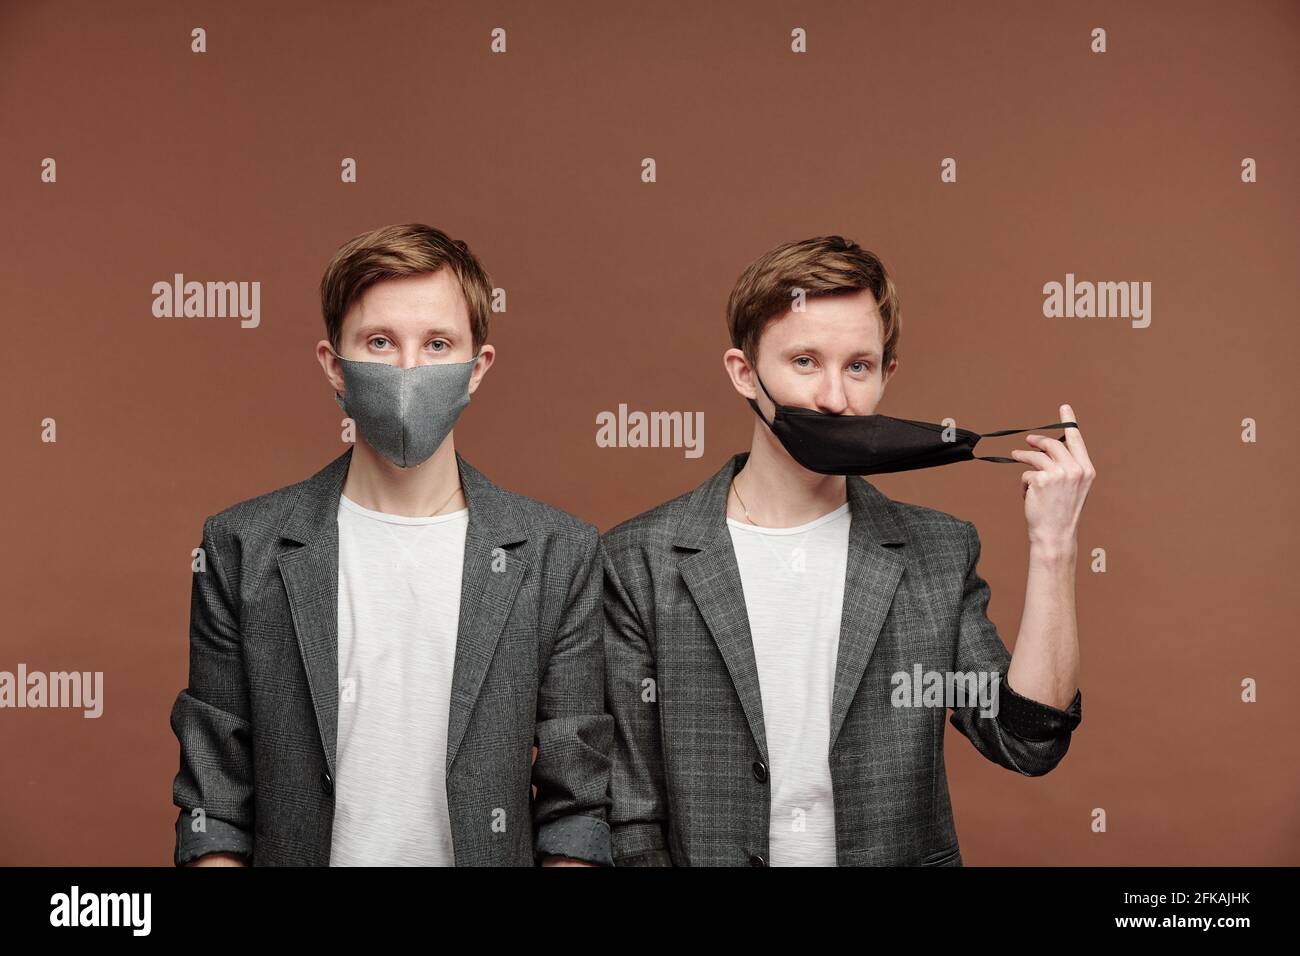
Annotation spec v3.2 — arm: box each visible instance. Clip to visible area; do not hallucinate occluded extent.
[169,515,255,866]
[950,404,1093,775]
[1005,538,1080,711]
[602,541,673,866]
[1004,406,1092,711]
[947,519,1082,776]
[531,525,616,866]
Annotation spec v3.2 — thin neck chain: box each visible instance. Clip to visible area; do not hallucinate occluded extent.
[428,481,464,517]
[730,474,758,525]
[730,469,848,528]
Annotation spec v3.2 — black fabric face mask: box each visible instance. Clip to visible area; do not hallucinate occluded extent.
[747,371,1078,476]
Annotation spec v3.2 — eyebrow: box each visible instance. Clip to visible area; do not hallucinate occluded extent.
[786,345,881,360]
[354,326,459,339]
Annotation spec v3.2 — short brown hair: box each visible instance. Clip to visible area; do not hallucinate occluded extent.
[320,223,493,353]
[726,235,901,371]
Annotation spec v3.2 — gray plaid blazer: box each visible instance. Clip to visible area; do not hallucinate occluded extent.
[602,452,1082,866]
[170,446,613,866]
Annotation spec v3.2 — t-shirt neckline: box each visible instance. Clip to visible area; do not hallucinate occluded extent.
[726,501,850,536]
[339,493,469,526]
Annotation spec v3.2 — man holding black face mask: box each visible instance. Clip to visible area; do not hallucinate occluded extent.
[603,235,1093,866]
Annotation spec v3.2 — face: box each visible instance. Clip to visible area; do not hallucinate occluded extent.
[724,287,897,419]
[317,267,495,397]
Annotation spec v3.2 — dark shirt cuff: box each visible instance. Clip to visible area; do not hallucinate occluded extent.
[174,809,254,866]
[614,848,673,867]
[534,814,614,867]
[996,677,1082,742]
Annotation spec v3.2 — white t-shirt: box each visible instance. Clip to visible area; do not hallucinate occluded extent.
[328,492,469,866]
[727,501,851,867]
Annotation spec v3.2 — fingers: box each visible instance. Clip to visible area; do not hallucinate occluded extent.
[1024,434,1078,474]
[1021,407,1084,477]
[1013,404,1095,484]
[1010,447,1053,471]
[1059,403,1095,475]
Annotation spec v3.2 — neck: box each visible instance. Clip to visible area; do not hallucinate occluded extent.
[341,435,466,517]
[730,422,847,528]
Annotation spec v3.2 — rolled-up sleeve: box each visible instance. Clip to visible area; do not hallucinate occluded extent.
[602,535,674,866]
[531,525,615,866]
[998,678,1081,743]
[947,520,1082,777]
[173,808,253,866]
[170,514,256,865]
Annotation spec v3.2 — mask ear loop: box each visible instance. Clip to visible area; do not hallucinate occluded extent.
[328,344,346,405]
[746,368,779,428]
[973,421,1079,463]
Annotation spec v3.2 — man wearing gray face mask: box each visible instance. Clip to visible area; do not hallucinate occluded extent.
[169,223,613,867]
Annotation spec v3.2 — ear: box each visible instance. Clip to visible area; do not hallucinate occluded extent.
[880,355,898,389]
[467,344,496,395]
[722,347,758,400]
[317,340,345,395]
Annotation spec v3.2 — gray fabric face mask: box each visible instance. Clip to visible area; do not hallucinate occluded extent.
[331,350,480,468]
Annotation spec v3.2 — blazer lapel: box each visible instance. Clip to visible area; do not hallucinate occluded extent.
[443,453,528,773]
[277,447,354,782]
[671,453,911,764]
[673,453,770,763]
[828,475,907,753]
[276,445,528,783]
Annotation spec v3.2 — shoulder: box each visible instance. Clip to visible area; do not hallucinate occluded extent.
[600,484,697,558]
[858,480,977,564]
[202,472,309,540]
[460,460,600,562]
[886,495,972,539]
[495,483,599,548]
[190,469,319,589]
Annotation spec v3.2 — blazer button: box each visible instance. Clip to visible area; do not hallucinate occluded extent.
[321,771,334,795]
[749,854,767,867]
[752,761,768,782]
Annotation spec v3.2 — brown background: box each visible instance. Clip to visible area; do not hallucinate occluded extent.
[2,0,1297,865]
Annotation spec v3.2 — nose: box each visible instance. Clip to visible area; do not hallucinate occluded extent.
[814,373,850,414]
[397,343,423,370]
